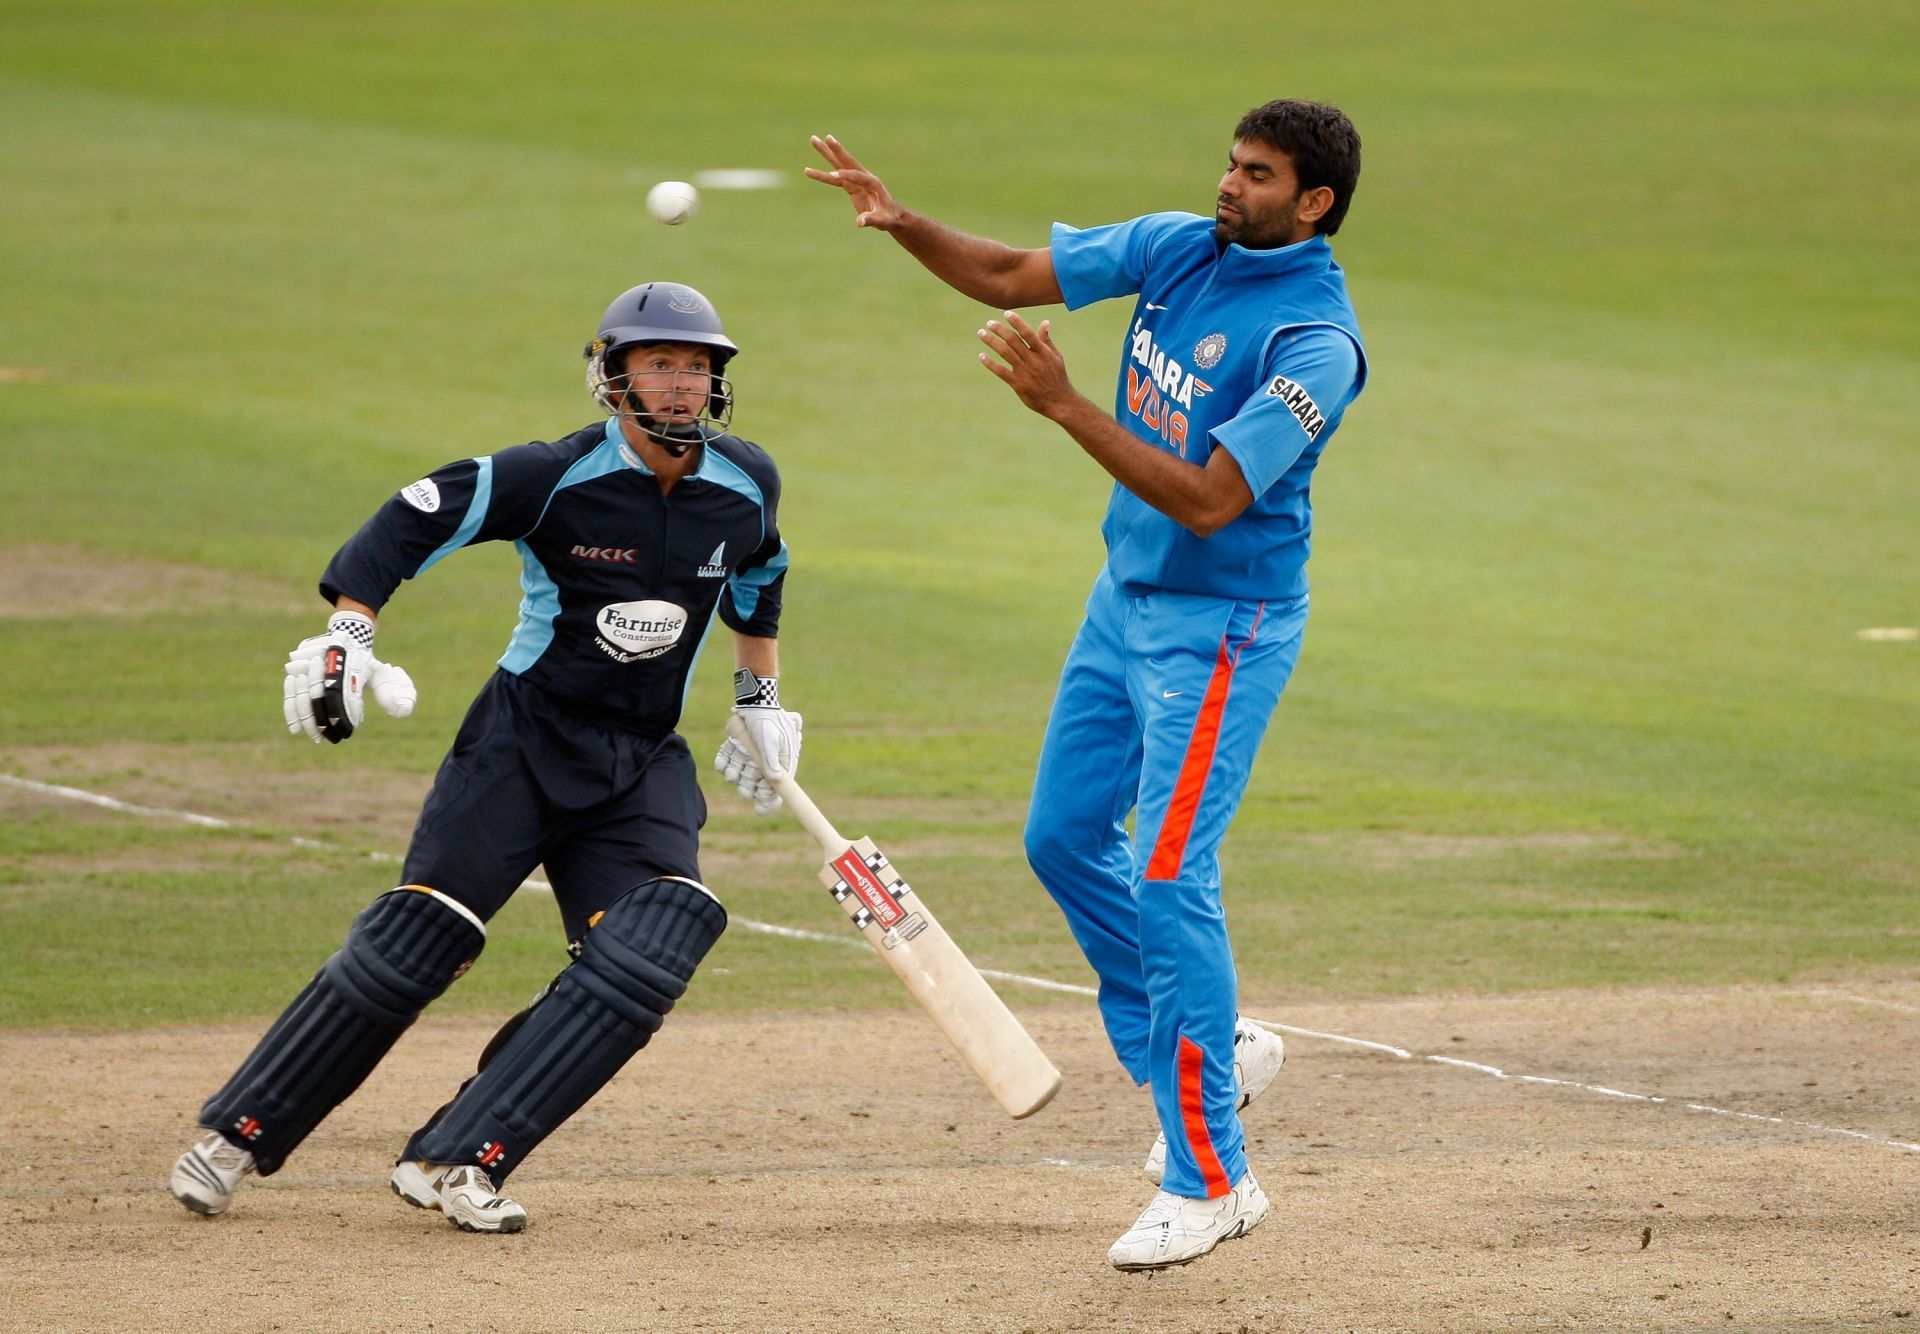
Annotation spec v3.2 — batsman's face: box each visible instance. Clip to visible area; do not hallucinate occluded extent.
[620,342,715,424]
[1214,139,1308,250]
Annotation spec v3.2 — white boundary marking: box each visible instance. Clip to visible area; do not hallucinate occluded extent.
[6,771,1917,1156]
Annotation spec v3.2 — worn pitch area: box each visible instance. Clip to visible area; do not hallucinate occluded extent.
[7,989,1917,1331]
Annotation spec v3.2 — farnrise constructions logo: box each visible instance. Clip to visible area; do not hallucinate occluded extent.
[594,599,688,663]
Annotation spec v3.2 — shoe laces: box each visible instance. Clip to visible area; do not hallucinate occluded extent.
[446,1165,496,1194]
[1132,1191,1187,1229]
[201,1134,254,1173]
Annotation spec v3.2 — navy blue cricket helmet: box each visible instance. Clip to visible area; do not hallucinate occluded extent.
[585,281,738,440]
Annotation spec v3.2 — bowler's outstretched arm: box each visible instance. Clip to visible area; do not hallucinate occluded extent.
[807,134,1064,310]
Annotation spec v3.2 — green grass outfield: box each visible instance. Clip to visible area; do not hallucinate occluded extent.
[2,1,1916,1028]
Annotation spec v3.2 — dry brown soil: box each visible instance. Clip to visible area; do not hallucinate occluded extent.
[0,545,311,620]
[7,987,1918,1332]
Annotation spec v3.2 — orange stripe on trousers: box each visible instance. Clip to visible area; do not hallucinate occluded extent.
[1145,604,1263,881]
[1177,1035,1230,1197]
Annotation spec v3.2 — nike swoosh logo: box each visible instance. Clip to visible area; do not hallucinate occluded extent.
[1162,690,1183,698]
[1145,303,1169,311]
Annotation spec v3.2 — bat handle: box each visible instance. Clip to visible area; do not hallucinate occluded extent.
[725,714,847,855]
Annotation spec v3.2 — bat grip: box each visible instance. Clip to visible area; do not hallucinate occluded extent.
[725,714,847,854]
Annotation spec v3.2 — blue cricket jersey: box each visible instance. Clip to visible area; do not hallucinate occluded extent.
[1051,212,1367,601]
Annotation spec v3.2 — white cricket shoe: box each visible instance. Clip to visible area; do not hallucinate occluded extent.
[391,1160,528,1233]
[1144,1017,1286,1183]
[1108,1172,1270,1271]
[170,1131,256,1217]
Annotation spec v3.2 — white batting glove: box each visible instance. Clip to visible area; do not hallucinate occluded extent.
[367,658,418,719]
[716,669,802,815]
[282,611,414,744]
[715,734,782,815]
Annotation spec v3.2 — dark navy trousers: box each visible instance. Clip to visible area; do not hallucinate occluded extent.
[402,670,706,943]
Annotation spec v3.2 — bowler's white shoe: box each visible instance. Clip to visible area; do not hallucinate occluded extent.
[391,1161,528,1233]
[1144,1017,1286,1183]
[170,1131,256,1217]
[1108,1172,1270,1270]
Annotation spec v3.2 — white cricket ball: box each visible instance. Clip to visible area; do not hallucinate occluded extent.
[647,180,699,225]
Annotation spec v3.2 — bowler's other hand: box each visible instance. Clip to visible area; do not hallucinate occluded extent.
[805,135,904,231]
[978,311,1076,419]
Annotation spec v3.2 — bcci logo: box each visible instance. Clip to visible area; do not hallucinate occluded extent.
[667,286,705,315]
[1192,333,1228,370]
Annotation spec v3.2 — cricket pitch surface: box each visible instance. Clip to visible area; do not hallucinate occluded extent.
[8,986,1917,1331]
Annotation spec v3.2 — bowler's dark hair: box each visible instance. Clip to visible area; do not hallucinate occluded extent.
[1235,99,1361,235]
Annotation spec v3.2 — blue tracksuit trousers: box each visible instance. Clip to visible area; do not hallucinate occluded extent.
[1024,568,1307,1198]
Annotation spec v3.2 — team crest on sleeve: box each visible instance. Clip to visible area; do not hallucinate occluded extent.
[400,479,441,513]
[1264,374,1328,440]
[1192,333,1228,369]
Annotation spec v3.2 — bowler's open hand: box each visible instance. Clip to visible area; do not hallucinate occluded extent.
[978,311,1078,420]
[805,135,904,231]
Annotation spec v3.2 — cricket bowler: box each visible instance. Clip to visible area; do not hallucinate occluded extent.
[809,99,1367,1269]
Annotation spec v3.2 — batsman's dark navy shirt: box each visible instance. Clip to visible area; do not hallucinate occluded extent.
[322,419,785,735]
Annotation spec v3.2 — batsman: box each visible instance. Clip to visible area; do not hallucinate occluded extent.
[810,100,1367,1269]
[169,282,802,1232]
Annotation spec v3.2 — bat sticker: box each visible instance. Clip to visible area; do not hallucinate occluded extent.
[880,914,930,949]
[831,848,906,929]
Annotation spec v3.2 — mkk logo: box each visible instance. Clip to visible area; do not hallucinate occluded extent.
[572,544,638,565]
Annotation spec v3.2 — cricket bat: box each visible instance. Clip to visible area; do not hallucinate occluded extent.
[725,716,1062,1118]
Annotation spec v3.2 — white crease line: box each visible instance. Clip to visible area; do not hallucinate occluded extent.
[1278,1025,1415,1058]
[2,774,233,827]
[1780,989,1920,1016]
[8,771,1919,1157]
